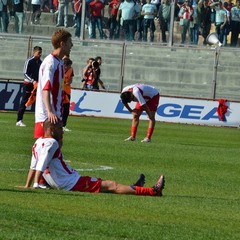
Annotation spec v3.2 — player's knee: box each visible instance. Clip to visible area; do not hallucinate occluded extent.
[109,180,118,191]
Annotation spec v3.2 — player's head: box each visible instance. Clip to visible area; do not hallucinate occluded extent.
[120,91,133,104]
[33,46,42,58]
[51,29,73,55]
[43,119,63,144]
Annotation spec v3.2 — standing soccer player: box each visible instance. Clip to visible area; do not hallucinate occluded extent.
[16,46,42,127]
[34,29,73,139]
[120,83,160,143]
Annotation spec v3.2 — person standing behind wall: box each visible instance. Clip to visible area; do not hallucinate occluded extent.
[199,0,211,45]
[141,0,157,42]
[16,46,42,127]
[230,0,240,47]
[158,0,171,43]
[56,0,69,27]
[117,0,140,41]
[73,0,82,38]
[13,0,24,34]
[0,0,9,32]
[31,0,41,24]
[89,0,105,39]
[108,0,121,39]
[178,0,193,44]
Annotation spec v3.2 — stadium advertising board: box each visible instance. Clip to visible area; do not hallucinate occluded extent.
[70,89,240,127]
[1,81,239,127]
[0,81,34,111]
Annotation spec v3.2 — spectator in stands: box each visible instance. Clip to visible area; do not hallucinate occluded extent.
[16,46,42,127]
[31,0,41,24]
[74,0,82,38]
[135,0,144,41]
[0,0,9,32]
[151,0,160,12]
[117,0,140,41]
[56,0,69,27]
[223,1,231,46]
[89,0,106,39]
[210,0,227,45]
[178,0,193,44]
[190,0,201,45]
[108,0,121,39]
[199,0,211,45]
[158,0,171,43]
[141,0,157,42]
[13,0,24,34]
[230,0,240,47]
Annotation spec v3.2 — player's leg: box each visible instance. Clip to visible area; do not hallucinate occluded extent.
[142,94,160,142]
[100,175,165,197]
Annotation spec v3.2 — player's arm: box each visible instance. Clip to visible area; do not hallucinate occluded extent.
[142,104,154,120]
[32,170,44,188]
[16,168,36,188]
[24,169,36,188]
[42,90,58,124]
[124,103,133,113]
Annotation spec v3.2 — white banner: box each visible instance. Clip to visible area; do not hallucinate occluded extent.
[69,89,240,127]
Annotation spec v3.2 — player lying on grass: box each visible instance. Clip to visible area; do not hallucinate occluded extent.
[17,119,165,197]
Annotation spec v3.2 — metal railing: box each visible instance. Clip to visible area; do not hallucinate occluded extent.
[0,34,239,101]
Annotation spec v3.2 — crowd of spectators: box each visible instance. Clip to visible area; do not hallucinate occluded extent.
[0,0,239,46]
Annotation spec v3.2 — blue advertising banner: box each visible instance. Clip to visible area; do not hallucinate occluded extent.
[0,81,34,111]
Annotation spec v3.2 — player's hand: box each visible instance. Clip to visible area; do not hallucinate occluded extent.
[48,112,58,124]
[131,109,141,116]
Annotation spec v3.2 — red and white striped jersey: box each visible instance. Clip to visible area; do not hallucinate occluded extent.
[30,137,80,190]
[35,53,64,123]
[121,83,159,106]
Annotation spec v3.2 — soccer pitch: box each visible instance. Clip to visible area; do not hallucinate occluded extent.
[0,112,239,240]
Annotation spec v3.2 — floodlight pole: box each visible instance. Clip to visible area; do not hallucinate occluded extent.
[212,46,220,99]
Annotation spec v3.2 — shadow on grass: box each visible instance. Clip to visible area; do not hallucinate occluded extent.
[0,187,88,197]
[166,194,240,202]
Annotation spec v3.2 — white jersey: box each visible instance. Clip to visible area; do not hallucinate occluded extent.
[30,137,80,190]
[122,84,159,106]
[35,53,64,123]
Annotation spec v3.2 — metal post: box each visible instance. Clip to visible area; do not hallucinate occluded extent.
[168,0,176,47]
[119,42,126,91]
[80,0,86,41]
[27,36,32,58]
[212,47,220,99]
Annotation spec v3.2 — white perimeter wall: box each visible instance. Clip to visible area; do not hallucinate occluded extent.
[70,89,240,127]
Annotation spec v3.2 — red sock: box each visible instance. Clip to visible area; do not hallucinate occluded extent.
[39,176,46,184]
[135,186,155,196]
[147,128,154,139]
[131,127,137,138]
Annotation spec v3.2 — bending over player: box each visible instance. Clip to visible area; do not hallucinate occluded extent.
[120,83,160,142]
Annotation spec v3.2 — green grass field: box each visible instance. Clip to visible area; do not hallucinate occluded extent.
[0,112,239,240]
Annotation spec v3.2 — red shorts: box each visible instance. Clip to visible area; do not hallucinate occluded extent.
[71,176,102,193]
[34,122,44,139]
[135,94,160,112]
